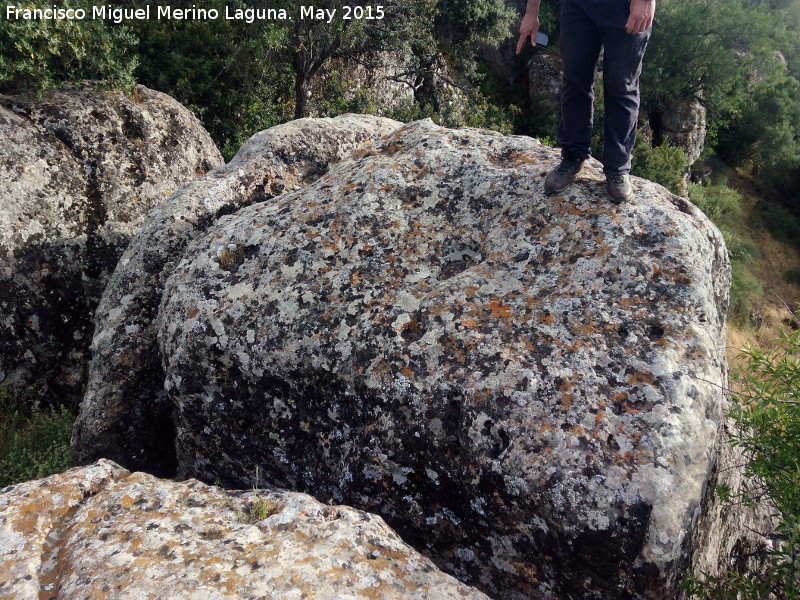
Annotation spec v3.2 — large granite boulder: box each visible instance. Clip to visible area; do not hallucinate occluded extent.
[141,119,730,598]
[0,460,486,599]
[71,114,403,475]
[0,84,222,401]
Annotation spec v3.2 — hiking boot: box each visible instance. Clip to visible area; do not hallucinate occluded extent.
[544,157,585,193]
[606,173,633,203]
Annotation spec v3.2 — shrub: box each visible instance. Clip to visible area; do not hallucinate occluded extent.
[683,318,800,599]
[688,182,744,224]
[631,138,689,196]
[0,0,138,93]
[760,205,800,250]
[0,390,75,488]
[785,268,800,285]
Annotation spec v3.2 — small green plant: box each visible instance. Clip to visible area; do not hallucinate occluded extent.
[246,495,278,522]
[683,316,800,598]
[233,466,281,524]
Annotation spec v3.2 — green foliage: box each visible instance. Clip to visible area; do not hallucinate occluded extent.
[631,138,689,196]
[0,0,138,93]
[384,87,515,134]
[683,321,800,598]
[760,205,800,250]
[729,260,764,327]
[688,182,744,223]
[0,389,75,488]
[716,74,800,197]
[723,230,760,264]
[246,495,279,522]
[312,72,379,117]
[643,0,788,120]
[130,0,293,160]
[785,267,800,285]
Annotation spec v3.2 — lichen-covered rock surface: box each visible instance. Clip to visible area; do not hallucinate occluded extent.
[0,84,222,400]
[71,114,403,475]
[153,119,730,598]
[0,460,485,599]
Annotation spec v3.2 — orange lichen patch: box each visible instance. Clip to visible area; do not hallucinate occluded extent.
[350,271,361,286]
[573,322,597,336]
[628,371,655,386]
[460,319,479,329]
[619,297,644,308]
[488,298,512,319]
[595,410,606,425]
[622,402,640,414]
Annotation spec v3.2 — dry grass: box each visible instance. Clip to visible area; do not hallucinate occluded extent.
[722,171,800,382]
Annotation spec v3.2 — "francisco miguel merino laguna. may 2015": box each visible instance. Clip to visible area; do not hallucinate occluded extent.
[5,4,385,24]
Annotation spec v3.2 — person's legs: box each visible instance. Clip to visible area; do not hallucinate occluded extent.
[557,0,603,162]
[598,12,651,175]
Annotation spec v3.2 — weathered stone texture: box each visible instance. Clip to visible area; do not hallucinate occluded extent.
[658,99,707,168]
[150,120,730,598]
[0,460,486,599]
[0,84,222,400]
[71,114,403,475]
[681,419,778,598]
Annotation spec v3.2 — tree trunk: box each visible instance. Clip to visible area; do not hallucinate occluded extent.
[294,73,309,119]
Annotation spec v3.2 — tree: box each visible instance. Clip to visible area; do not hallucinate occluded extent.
[641,0,788,124]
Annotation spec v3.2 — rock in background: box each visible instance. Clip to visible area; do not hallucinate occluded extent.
[148,119,730,598]
[0,460,487,599]
[71,114,403,476]
[0,84,223,402]
[656,98,708,167]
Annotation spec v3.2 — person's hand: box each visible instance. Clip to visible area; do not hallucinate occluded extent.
[516,10,540,54]
[626,0,655,33]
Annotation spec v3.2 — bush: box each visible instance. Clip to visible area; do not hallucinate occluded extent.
[785,268,800,285]
[0,0,138,93]
[631,139,689,196]
[760,205,800,250]
[0,390,75,488]
[684,321,800,599]
[688,182,744,224]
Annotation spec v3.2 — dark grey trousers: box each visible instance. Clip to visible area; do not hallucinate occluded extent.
[557,0,651,175]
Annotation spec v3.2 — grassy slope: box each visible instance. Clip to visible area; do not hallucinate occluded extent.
[725,172,800,360]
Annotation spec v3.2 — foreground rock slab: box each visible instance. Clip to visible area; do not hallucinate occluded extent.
[71,114,402,475]
[153,119,730,599]
[0,84,222,401]
[0,460,487,599]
